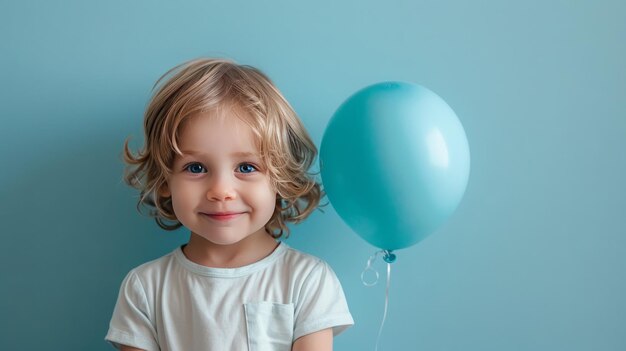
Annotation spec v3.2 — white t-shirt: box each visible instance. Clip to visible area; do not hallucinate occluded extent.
[105,241,354,351]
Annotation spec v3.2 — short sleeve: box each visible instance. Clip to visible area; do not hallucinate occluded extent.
[104,270,159,351]
[293,261,354,340]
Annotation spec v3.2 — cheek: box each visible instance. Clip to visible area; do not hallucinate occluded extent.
[169,182,201,210]
[248,185,277,211]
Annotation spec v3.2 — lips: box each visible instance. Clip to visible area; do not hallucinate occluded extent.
[201,211,243,221]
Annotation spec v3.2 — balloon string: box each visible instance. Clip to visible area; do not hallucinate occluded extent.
[375,262,391,351]
[361,251,393,351]
[361,251,381,287]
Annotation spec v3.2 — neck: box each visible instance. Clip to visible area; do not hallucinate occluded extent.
[182,231,279,268]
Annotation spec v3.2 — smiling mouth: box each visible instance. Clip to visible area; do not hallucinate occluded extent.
[201,213,243,221]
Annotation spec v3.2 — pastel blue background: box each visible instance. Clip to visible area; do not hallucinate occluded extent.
[1,1,624,350]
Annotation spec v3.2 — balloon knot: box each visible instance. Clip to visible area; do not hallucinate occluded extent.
[382,250,396,263]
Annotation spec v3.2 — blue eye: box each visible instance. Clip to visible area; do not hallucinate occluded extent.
[238,163,258,174]
[185,163,206,174]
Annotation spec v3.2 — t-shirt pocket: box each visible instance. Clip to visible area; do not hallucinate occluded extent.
[244,301,294,351]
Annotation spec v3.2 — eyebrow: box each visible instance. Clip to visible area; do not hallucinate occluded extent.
[179,150,260,158]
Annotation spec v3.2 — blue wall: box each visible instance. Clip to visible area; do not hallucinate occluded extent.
[1,1,625,350]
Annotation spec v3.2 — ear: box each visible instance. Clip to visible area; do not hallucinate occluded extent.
[157,181,171,198]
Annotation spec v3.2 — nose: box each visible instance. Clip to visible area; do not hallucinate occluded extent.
[206,173,237,202]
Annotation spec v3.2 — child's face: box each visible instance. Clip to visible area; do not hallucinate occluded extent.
[162,111,277,246]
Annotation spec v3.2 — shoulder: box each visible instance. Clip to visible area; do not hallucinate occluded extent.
[279,244,355,338]
[121,248,178,288]
[277,243,342,286]
[280,244,328,272]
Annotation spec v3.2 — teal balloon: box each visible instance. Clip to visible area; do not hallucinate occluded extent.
[320,82,470,250]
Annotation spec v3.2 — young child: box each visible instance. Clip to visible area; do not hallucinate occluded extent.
[105,58,354,351]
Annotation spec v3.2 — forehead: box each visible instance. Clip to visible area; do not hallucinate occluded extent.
[176,111,260,156]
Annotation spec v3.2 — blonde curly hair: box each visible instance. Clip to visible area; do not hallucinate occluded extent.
[123,57,324,238]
